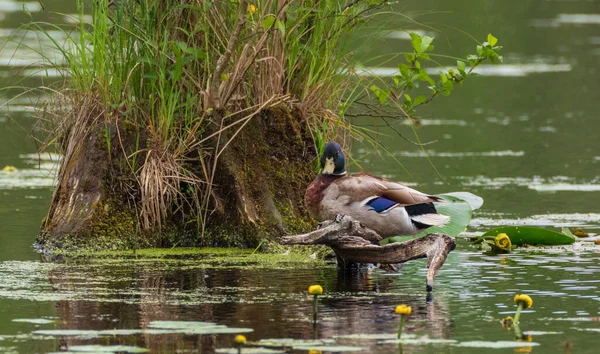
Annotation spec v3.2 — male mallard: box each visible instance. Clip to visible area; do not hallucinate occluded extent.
[305,142,449,237]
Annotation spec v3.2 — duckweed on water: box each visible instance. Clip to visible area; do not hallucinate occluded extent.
[51,246,329,268]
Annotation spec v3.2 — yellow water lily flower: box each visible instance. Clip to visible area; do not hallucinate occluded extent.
[308,284,323,295]
[2,165,17,172]
[514,294,533,309]
[308,350,323,354]
[395,304,412,315]
[247,4,257,13]
[234,334,247,345]
[495,233,512,251]
[501,316,513,328]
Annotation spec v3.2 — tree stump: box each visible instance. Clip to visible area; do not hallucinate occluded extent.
[281,215,456,292]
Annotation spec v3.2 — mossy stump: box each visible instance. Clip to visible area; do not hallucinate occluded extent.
[37,104,318,253]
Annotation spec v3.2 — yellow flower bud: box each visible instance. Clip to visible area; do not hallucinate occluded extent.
[495,233,512,251]
[247,4,257,14]
[308,284,323,295]
[234,334,247,346]
[395,304,412,315]
[514,294,533,309]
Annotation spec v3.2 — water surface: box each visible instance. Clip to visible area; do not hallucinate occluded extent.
[1,0,599,353]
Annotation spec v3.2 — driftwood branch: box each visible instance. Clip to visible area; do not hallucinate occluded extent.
[281,215,456,292]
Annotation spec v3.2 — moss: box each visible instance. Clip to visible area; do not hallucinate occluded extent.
[40,104,319,254]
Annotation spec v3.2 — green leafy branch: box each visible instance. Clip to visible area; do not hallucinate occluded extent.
[370,33,503,119]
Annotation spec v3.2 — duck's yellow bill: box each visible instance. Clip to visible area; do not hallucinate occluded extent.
[322,157,335,174]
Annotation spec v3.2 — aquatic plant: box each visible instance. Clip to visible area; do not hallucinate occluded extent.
[395,304,411,339]
[308,284,323,324]
[30,0,393,247]
[471,233,513,253]
[513,294,533,323]
[234,334,247,354]
[481,226,576,246]
[26,0,506,249]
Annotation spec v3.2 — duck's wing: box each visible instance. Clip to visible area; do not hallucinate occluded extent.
[335,173,443,207]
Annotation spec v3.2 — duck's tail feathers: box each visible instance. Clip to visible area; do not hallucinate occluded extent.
[410,213,450,227]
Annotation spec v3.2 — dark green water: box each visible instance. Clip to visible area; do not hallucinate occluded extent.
[1,0,600,353]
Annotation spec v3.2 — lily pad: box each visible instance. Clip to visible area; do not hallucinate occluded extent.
[381,338,457,345]
[147,321,217,329]
[67,345,149,353]
[454,341,540,348]
[522,331,562,335]
[258,339,335,347]
[12,318,54,324]
[293,345,364,352]
[381,193,478,244]
[482,226,576,245]
[216,349,284,354]
[147,321,253,334]
[257,339,362,352]
[333,333,411,340]
[442,191,484,210]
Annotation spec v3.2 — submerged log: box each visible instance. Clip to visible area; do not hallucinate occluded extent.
[281,215,456,292]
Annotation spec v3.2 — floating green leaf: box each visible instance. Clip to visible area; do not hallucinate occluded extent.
[65,345,149,353]
[454,341,539,348]
[382,338,457,345]
[333,333,411,340]
[257,339,363,352]
[258,339,335,347]
[294,346,364,352]
[482,226,576,245]
[380,192,481,245]
[148,321,254,334]
[12,318,54,324]
[216,349,284,354]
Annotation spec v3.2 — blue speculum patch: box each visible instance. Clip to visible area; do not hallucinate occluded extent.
[366,197,397,213]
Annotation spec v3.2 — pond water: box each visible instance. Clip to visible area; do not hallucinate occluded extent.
[1,0,600,353]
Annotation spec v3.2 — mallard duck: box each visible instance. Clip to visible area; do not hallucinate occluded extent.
[305,142,449,237]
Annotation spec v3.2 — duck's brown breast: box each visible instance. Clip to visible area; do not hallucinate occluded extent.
[304,174,341,219]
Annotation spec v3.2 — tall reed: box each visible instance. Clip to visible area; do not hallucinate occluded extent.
[36,0,384,238]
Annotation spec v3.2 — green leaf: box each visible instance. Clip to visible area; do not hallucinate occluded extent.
[418,71,435,85]
[421,36,434,53]
[380,193,480,245]
[482,226,576,246]
[262,16,275,31]
[370,85,389,104]
[457,60,466,72]
[409,32,422,53]
[403,93,411,103]
[275,20,286,36]
[487,33,498,47]
[413,95,427,106]
[440,72,448,84]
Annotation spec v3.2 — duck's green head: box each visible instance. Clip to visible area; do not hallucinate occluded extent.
[320,142,346,175]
